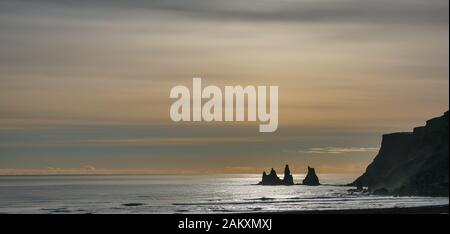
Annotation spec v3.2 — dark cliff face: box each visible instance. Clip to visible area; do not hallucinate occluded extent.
[352,111,449,196]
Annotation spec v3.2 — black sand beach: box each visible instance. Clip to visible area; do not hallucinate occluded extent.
[265,205,449,214]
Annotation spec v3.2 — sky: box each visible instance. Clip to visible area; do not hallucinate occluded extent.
[0,0,448,175]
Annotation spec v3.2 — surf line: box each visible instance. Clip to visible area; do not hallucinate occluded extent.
[169,78,278,132]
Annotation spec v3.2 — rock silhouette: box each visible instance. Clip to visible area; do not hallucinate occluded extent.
[351,111,449,196]
[282,165,294,185]
[259,165,295,185]
[302,166,320,185]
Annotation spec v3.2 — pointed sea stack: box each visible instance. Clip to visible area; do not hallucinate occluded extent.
[259,165,295,185]
[282,165,294,185]
[260,168,282,185]
[302,166,320,186]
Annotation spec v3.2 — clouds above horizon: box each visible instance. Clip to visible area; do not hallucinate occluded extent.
[0,0,448,172]
[300,146,379,154]
[2,0,447,25]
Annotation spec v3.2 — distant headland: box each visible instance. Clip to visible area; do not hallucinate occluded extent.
[351,111,449,197]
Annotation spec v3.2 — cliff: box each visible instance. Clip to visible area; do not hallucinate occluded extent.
[352,111,449,196]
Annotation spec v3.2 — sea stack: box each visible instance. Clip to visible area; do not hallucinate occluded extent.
[282,165,294,185]
[259,165,295,185]
[302,166,320,186]
[260,168,282,185]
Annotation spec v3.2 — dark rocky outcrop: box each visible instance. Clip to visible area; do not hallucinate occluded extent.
[259,165,295,185]
[351,111,449,196]
[302,166,320,186]
[259,168,282,185]
[283,165,294,185]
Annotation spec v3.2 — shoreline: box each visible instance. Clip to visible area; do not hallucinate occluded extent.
[255,205,449,214]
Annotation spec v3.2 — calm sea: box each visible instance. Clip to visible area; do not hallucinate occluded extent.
[0,174,447,214]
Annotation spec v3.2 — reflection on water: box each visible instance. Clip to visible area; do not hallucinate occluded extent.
[0,174,447,214]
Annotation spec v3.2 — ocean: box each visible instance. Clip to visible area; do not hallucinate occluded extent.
[0,174,447,214]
